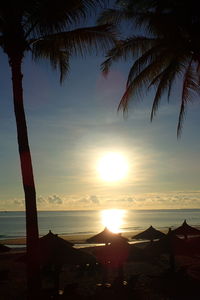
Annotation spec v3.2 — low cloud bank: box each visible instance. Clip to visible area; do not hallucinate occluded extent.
[2,191,200,211]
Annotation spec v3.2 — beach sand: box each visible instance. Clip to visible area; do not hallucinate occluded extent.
[3,226,200,246]
[0,228,171,246]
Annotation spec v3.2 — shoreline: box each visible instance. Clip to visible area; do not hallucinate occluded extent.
[0,228,175,246]
[2,225,200,247]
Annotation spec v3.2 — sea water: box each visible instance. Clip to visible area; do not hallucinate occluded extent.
[1,209,200,240]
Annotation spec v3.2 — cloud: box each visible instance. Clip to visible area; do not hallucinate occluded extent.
[4,191,200,211]
[107,197,135,204]
[48,195,63,205]
[77,197,90,204]
[37,196,46,204]
[13,199,23,206]
[35,194,101,209]
[89,195,99,204]
[76,195,100,205]
[98,191,200,209]
[130,191,200,208]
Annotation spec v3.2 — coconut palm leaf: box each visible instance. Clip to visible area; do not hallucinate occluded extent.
[118,48,172,112]
[100,0,200,136]
[126,42,167,87]
[178,59,200,135]
[98,8,136,26]
[150,56,186,120]
[31,24,115,82]
[24,0,109,36]
[102,36,156,75]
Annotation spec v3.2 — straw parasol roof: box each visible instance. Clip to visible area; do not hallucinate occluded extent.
[132,225,166,242]
[94,240,130,268]
[39,230,95,266]
[86,227,128,245]
[38,231,96,295]
[40,230,74,248]
[144,228,193,271]
[172,220,200,238]
[107,238,130,267]
[144,228,190,256]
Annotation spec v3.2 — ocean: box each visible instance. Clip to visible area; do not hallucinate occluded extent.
[1,209,200,240]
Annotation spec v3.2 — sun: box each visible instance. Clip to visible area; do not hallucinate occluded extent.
[97,152,128,182]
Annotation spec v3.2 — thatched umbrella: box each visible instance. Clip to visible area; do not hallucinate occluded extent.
[109,239,130,282]
[19,231,95,267]
[89,233,129,282]
[132,225,166,243]
[144,228,190,271]
[172,220,200,239]
[145,229,188,255]
[86,227,128,245]
[103,238,130,268]
[39,230,73,264]
[94,238,130,283]
[39,230,74,247]
[39,231,96,294]
[39,230,95,266]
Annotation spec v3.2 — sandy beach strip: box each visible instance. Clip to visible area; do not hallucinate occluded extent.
[1,232,135,246]
[0,228,172,246]
[2,225,200,247]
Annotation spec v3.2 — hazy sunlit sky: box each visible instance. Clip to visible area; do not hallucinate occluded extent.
[0,9,200,211]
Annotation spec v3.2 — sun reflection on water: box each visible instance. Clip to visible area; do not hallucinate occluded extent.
[101,209,126,233]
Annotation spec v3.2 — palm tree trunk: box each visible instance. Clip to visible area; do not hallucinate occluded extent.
[9,56,41,298]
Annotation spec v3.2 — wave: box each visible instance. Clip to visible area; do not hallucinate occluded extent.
[58,231,96,236]
[121,226,144,231]
[2,209,200,240]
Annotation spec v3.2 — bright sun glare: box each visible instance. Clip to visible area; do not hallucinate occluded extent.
[101,209,125,233]
[97,152,128,182]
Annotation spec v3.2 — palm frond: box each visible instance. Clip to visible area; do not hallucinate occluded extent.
[24,0,110,38]
[31,24,116,81]
[102,0,200,136]
[101,36,156,76]
[177,100,186,138]
[178,58,200,136]
[98,9,126,25]
[150,56,185,120]
[118,53,170,112]
[31,37,70,82]
[126,42,165,87]
[98,8,136,26]
[56,51,70,84]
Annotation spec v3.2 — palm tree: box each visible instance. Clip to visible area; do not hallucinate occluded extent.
[0,0,115,297]
[100,0,200,136]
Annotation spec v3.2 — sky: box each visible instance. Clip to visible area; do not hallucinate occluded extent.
[0,9,200,211]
